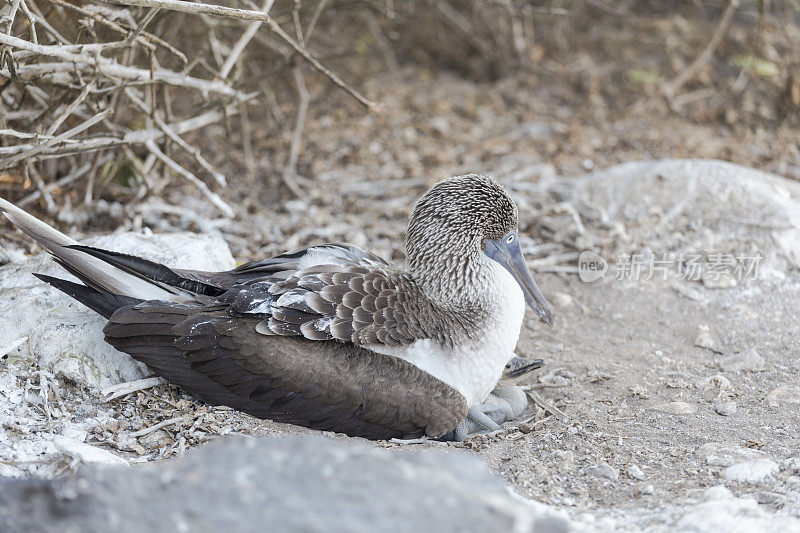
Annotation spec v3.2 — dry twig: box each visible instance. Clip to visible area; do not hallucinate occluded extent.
[662,0,739,99]
[93,0,377,109]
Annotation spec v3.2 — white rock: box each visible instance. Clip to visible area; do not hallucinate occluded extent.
[0,232,235,390]
[695,374,731,390]
[53,436,129,466]
[698,443,770,467]
[428,116,450,135]
[781,458,800,473]
[718,348,765,373]
[765,385,800,407]
[674,485,800,532]
[551,292,573,308]
[627,464,646,480]
[694,324,722,353]
[586,463,618,480]
[538,368,576,387]
[559,160,800,278]
[652,401,697,414]
[723,459,779,484]
[713,400,738,416]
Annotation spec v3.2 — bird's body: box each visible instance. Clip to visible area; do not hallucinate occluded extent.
[0,174,552,440]
[369,259,525,407]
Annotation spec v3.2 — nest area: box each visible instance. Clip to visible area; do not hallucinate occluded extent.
[0,0,799,245]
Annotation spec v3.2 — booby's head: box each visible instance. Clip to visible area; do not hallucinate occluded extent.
[405,174,553,326]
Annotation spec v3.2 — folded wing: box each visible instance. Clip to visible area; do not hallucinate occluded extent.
[103,301,467,439]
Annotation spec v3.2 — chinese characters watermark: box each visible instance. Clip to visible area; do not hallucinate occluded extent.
[578,251,761,283]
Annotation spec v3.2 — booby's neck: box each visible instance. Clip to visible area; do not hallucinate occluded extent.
[405,222,489,309]
[370,257,526,407]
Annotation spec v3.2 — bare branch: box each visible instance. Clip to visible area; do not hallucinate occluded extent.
[662,0,739,99]
[93,0,377,110]
[125,88,227,187]
[145,139,234,218]
[1,108,112,169]
[219,0,275,80]
[282,67,308,198]
[45,82,93,137]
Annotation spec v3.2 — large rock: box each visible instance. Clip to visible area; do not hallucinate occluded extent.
[0,232,235,390]
[0,435,574,533]
[543,159,800,280]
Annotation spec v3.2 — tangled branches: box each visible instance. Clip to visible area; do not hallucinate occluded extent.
[0,0,373,216]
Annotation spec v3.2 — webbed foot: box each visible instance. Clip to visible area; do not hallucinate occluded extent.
[442,384,530,441]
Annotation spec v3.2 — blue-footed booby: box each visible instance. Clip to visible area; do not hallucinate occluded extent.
[0,174,552,440]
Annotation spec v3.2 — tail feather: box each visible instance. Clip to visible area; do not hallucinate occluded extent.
[69,245,225,296]
[0,197,180,301]
[33,273,142,319]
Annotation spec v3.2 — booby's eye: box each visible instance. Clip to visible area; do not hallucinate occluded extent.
[505,234,515,244]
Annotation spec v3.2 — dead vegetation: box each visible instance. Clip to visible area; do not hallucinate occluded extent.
[0,0,799,225]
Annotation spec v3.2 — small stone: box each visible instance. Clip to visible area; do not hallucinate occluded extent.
[701,485,733,501]
[652,401,697,414]
[713,400,737,416]
[694,375,731,390]
[698,443,770,467]
[586,463,618,480]
[718,348,764,373]
[671,282,708,303]
[140,429,171,450]
[627,464,646,480]
[723,459,779,483]
[641,485,655,495]
[765,386,800,407]
[754,491,785,505]
[663,373,692,389]
[781,458,800,473]
[539,368,576,387]
[694,325,722,353]
[428,117,450,136]
[551,292,573,308]
[53,436,129,466]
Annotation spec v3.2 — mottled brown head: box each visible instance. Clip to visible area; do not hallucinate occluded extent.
[407,174,518,249]
[405,174,519,296]
[405,174,553,324]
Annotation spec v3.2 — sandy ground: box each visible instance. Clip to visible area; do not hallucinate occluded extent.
[2,70,800,530]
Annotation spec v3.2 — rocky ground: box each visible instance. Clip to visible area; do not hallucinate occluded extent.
[2,158,799,531]
[2,3,800,529]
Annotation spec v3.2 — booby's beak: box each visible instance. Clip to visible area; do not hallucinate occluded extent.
[484,232,553,326]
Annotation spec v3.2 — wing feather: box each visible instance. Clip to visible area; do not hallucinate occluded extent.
[105,307,468,439]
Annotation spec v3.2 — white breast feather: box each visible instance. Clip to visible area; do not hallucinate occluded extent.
[367,260,525,406]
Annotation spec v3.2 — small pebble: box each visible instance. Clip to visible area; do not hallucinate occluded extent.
[718,348,764,373]
[713,400,737,416]
[781,458,800,473]
[698,443,769,467]
[694,324,722,353]
[641,485,655,495]
[551,292,573,308]
[652,401,697,414]
[765,386,800,407]
[723,459,779,484]
[587,463,619,481]
[694,375,731,390]
[627,464,646,480]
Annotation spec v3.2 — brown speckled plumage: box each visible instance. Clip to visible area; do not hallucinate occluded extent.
[0,174,529,440]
